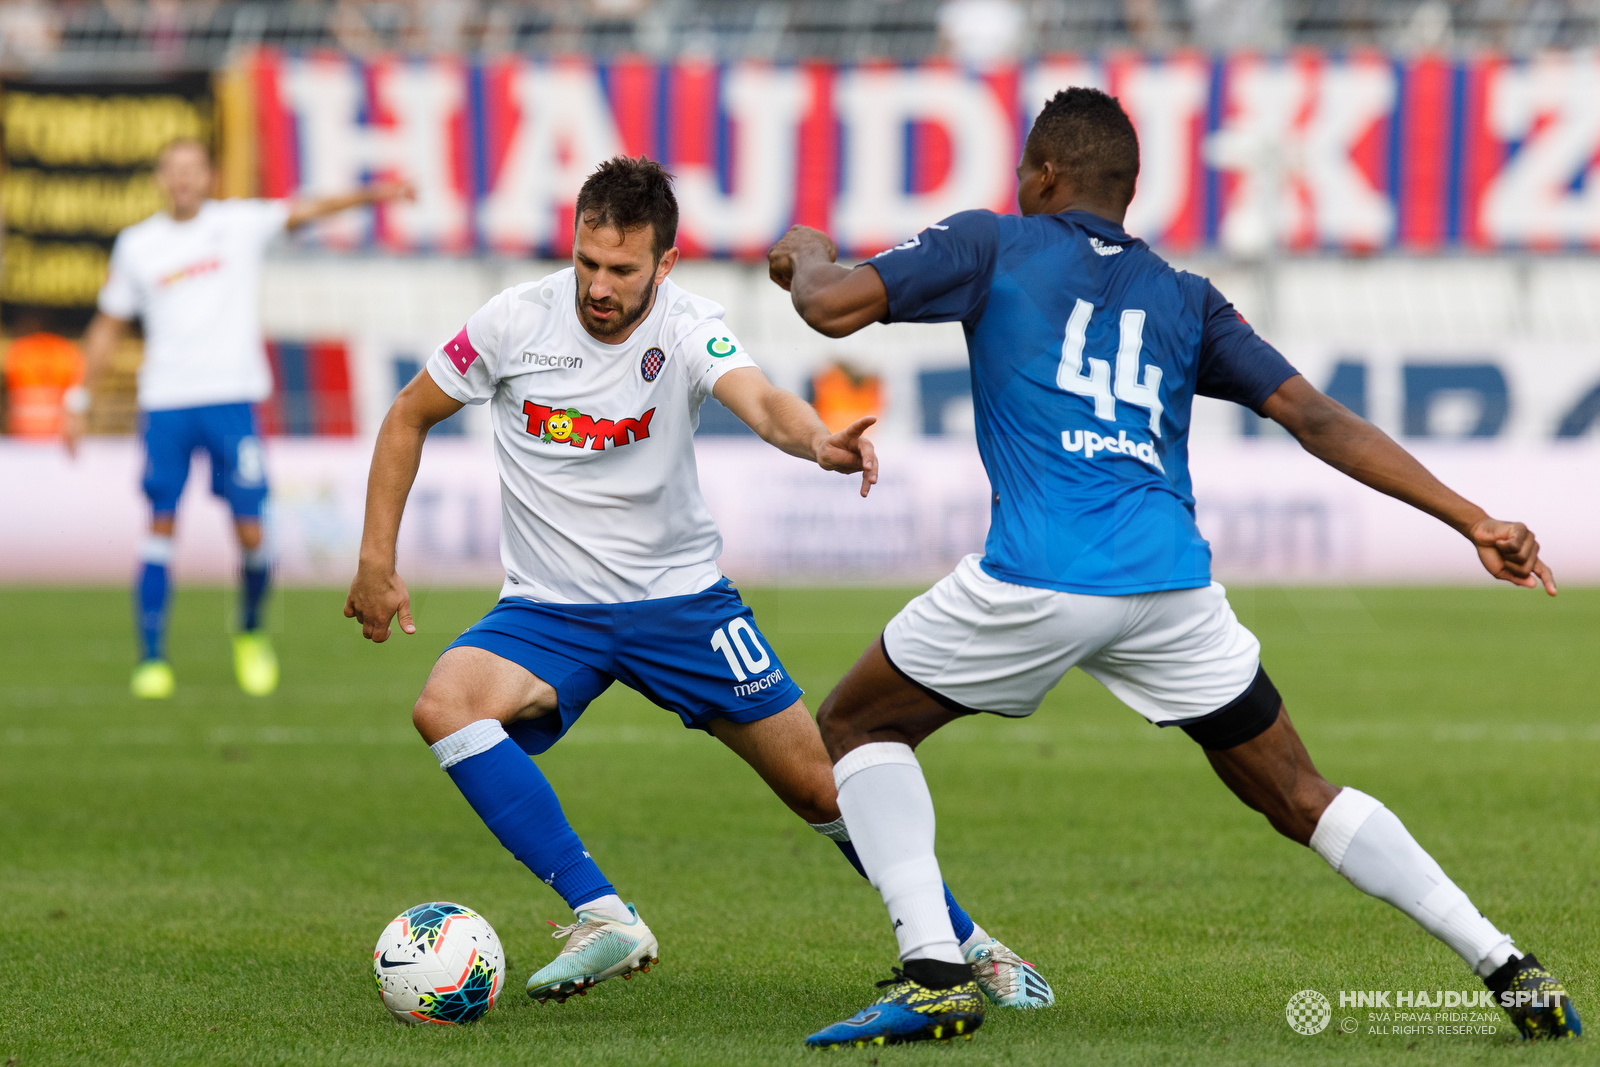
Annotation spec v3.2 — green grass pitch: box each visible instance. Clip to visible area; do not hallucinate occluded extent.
[2,583,1596,1066]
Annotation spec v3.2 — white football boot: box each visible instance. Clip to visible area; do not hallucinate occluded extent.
[526,903,658,1003]
[966,937,1055,1009]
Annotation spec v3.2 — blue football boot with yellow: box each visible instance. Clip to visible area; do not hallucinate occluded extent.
[805,961,984,1048]
[1486,954,1582,1040]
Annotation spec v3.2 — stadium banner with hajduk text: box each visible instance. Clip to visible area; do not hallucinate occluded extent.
[1,437,1597,587]
[0,73,214,326]
[237,48,1600,258]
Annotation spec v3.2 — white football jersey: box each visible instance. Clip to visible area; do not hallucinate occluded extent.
[426,268,758,605]
[98,198,288,411]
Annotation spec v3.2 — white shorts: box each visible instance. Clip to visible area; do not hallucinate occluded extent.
[882,555,1261,725]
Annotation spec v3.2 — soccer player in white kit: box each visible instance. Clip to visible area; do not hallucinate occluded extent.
[345,158,1054,1010]
[68,138,411,699]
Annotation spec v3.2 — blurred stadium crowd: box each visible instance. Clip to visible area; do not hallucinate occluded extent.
[1,0,1596,70]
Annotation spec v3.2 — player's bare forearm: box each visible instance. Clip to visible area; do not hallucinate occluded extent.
[1263,374,1555,594]
[715,369,828,460]
[768,226,889,338]
[1263,376,1483,533]
[356,373,462,571]
[287,180,414,230]
[64,313,127,454]
[713,367,880,497]
[347,372,464,639]
[79,312,126,392]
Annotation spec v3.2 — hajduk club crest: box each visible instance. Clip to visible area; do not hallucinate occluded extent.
[641,347,665,382]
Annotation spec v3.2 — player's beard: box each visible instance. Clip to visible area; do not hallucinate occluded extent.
[577,280,656,339]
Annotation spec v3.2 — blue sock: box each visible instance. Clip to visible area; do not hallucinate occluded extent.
[943,882,976,945]
[834,839,869,878]
[443,736,615,909]
[240,546,271,632]
[135,535,173,661]
[833,840,975,946]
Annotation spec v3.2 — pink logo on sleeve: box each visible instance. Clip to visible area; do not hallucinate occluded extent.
[445,326,479,374]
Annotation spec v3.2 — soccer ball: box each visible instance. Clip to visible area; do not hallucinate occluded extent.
[373,902,505,1025]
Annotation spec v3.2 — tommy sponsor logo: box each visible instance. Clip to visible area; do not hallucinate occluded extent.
[705,336,738,357]
[734,667,787,698]
[522,351,583,369]
[1062,427,1165,472]
[157,256,221,287]
[523,401,655,450]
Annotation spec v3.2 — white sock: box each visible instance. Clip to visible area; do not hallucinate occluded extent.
[427,719,508,769]
[1311,788,1518,977]
[812,813,990,958]
[140,534,174,564]
[573,893,632,924]
[807,816,851,843]
[834,742,963,965]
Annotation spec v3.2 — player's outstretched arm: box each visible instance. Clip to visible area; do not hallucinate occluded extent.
[767,225,889,338]
[1261,374,1556,595]
[286,180,415,231]
[62,312,127,458]
[712,366,879,497]
[345,371,466,641]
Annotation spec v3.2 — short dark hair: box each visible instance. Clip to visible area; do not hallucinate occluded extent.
[574,156,679,260]
[1025,88,1139,209]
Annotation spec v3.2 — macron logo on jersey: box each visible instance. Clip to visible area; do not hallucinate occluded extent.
[524,401,655,451]
[445,326,479,374]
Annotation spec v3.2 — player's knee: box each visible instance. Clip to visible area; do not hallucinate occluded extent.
[787,774,841,825]
[815,693,854,759]
[411,687,459,743]
[234,520,263,551]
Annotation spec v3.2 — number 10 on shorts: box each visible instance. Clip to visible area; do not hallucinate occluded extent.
[710,619,771,681]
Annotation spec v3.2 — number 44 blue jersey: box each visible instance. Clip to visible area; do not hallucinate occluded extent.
[868,209,1299,596]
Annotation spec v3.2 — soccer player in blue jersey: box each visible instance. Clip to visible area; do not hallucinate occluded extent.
[770,89,1577,1047]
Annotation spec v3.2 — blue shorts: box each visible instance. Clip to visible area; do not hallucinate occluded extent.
[445,579,804,755]
[140,403,269,519]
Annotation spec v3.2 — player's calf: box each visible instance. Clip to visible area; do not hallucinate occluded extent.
[1200,680,1580,1039]
[1187,670,1339,844]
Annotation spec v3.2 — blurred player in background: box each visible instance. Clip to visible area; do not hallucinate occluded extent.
[772,88,1578,1048]
[346,157,1054,1012]
[67,137,412,700]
